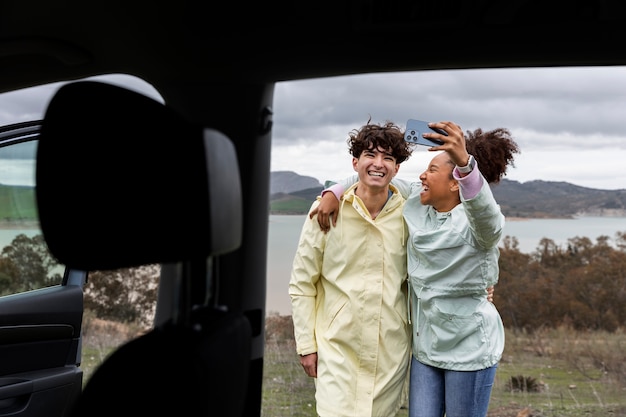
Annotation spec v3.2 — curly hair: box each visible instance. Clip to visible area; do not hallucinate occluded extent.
[465,127,520,184]
[347,120,414,164]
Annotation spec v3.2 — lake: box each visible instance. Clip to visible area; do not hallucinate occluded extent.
[0,228,41,248]
[266,214,626,315]
[4,216,626,316]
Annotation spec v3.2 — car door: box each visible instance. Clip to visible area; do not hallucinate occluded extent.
[0,120,84,417]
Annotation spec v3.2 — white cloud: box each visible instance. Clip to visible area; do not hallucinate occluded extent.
[3,67,626,190]
[271,67,626,190]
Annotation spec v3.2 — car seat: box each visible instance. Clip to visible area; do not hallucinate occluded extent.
[36,81,251,416]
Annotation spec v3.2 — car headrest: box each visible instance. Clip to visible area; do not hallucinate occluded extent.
[36,81,242,271]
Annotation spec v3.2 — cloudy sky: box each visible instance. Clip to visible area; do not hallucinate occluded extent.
[271,67,626,191]
[2,67,626,190]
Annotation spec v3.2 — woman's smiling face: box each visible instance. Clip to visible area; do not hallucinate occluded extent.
[419,152,459,212]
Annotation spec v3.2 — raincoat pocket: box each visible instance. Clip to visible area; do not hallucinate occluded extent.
[424,306,486,365]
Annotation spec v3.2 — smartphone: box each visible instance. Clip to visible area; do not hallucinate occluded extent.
[404,119,447,147]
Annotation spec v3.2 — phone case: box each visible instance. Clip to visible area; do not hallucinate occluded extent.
[404,119,446,146]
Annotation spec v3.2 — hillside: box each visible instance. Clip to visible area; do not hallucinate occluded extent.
[491,179,626,218]
[269,171,323,214]
[270,171,322,194]
[269,172,626,218]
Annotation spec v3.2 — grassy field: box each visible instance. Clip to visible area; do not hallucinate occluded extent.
[261,316,626,417]
[81,315,626,417]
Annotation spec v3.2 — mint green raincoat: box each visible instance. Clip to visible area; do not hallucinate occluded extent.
[394,169,505,371]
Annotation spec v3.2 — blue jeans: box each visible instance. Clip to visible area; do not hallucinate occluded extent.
[409,356,497,417]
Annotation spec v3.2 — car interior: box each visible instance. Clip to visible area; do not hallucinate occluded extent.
[1,1,625,416]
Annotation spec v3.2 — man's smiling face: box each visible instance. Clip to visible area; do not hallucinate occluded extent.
[352,145,399,191]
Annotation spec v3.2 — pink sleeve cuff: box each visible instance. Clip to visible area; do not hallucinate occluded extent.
[453,164,482,200]
[323,183,344,201]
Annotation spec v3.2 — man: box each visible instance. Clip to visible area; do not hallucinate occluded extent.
[289,120,414,417]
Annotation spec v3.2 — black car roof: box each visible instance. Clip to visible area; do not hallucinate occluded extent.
[1,0,626,94]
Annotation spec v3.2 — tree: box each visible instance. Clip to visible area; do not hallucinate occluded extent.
[0,257,19,296]
[84,264,159,329]
[0,233,61,293]
[498,231,626,332]
[497,236,532,329]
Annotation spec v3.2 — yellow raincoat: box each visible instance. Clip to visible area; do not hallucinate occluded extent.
[289,183,411,417]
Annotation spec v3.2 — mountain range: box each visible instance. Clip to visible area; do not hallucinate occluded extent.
[270,170,626,218]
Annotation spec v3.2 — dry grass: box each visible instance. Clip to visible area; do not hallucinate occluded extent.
[263,316,626,417]
[79,315,626,417]
[484,326,626,417]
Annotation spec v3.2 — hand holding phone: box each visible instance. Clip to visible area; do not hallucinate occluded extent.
[404,119,447,147]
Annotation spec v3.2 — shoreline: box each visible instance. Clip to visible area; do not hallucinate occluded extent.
[0,220,40,229]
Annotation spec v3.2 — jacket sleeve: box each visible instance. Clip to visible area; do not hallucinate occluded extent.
[458,170,505,249]
[322,174,358,200]
[389,176,413,199]
[325,174,415,199]
[288,201,326,355]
